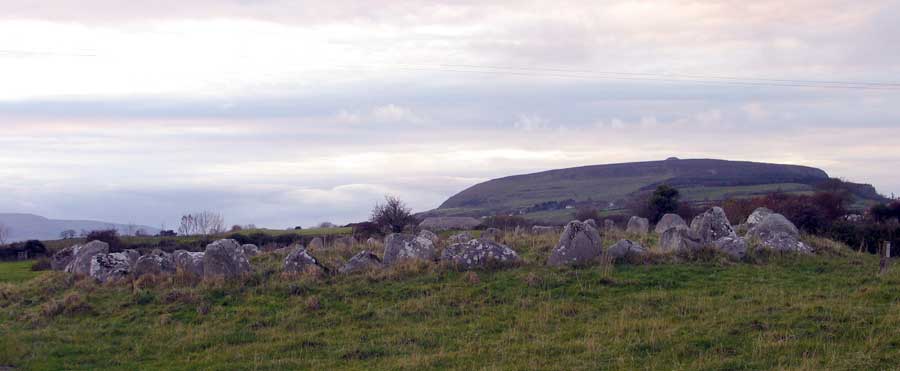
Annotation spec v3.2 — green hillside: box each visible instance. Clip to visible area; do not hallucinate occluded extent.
[2,233,898,370]
[428,158,882,222]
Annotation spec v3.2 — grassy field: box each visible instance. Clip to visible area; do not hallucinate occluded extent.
[1,232,899,370]
[0,260,40,283]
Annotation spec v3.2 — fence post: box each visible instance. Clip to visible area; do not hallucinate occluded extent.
[880,241,891,275]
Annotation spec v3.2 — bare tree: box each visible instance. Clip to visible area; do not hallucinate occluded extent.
[370,195,416,233]
[178,211,225,235]
[0,223,10,245]
[59,229,77,239]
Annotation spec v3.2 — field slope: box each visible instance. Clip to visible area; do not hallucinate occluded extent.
[1,236,899,370]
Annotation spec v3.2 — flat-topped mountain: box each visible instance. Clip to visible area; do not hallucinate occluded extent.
[0,213,160,243]
[428,158,883,221]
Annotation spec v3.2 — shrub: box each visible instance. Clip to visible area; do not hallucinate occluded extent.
[370,195,417,233]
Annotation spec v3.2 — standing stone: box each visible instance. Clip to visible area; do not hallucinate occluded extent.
[481,228,503,242]
[654,213,688,234]
[133,249,176,277]
[747,213,811,253]
[283,247,325,273]
[339,250,383,274]
[122,249,141,267]
[241,244,260,257]
[714,236,749,260]
[308,237,324,250]
[382,233,436,266]
[449,231,474,244]
[441,239,521,269]
[65,241,110,275]
[89,252,132,283]
[626,216,650,235]
[418,230,440,245]
[690,207,736,243]
[173,250,205,276]
[51,245,78,271]
[203,239,252,279]
[548,220,603,266]
[745,207,773,227]
[659,227,704,252]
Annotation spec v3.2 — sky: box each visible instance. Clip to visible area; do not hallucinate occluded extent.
[1,0,899,229]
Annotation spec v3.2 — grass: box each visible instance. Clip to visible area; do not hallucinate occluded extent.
[1,232,899,370]
[0,260,41,283]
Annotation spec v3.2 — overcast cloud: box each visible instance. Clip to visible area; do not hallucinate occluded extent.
[1,0,899,228]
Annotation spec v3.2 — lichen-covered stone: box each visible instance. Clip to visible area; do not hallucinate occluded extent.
[382,233,436,266]
[89,252,132,283]
[626,216,650,235]
[133,249,176,277]
[548,221,603,266]
[691,207,736,243]
[283,247,325,273]
[607,239,647,260]
[173,250,205,276]
[64,240,110,275]
[654,213,688,234]
[203,239,252,279]
[338,250,383,274]
[747,213,811,253]
[441,239,521,269]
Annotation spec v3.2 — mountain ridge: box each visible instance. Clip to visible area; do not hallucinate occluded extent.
[0,213,160,243]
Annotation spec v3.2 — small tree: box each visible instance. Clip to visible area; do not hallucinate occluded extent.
[371,195,416,233]
[59,229,77,239]
[647,185,680,223]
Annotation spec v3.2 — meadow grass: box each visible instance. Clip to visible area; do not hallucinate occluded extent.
[1,232,898,370]
[0,260,41,283]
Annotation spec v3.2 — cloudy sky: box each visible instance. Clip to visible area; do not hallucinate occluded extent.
[1,0,899,229]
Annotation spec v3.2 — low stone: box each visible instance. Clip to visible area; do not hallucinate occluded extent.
[448,231,474,244]
[241,244,260,257]
[203,239,252,280]
[89,252,132,283]
[654,213,688,234]
[173,250,205,276]
[382,233,436,266]
[418,230,439,244]
[122,249,141,267]
[626,216,650,235]
[745,207,773,227]
[308,237,324,250]
[714,236,748,260]
[133,249,176,277]
[283,247,325,273]
[659,227,704,252]
[441,239,521,269]
[548,220,603,266]
[338,250,383,274]
[607,239,647,260]
[691,207,736,243]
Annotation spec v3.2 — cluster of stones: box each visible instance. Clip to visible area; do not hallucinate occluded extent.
[51,207,809,283]
[51,239,260,283]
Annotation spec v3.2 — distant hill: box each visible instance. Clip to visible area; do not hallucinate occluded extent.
[0,213,160,243]
[427,158,884,222]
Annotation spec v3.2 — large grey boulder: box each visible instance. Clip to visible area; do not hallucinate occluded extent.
[338,250,383,274]
[691,207,736,243]
[714,236,749,260]
[418,217,483,231]
[747,213,811,253]
[173,250,205,277]
[481,228,503,242]
[441,239,521,269]
[133,249,176,277]
[626,216,650,235]
[283,247,325,273]
[548,221,603,266]
[659,227,704,252]
[203,239,252,279]
[122,249,141,267]
[51,245,77,271]
[654,213,688,234]
[745,207,773,227]
[382,233,436,266]
[448,231,474,244]
[89,252,132,283]
[308,237,324,250]
[64,241,110,275]
[418,230,439,244]
[607,239,647,260]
